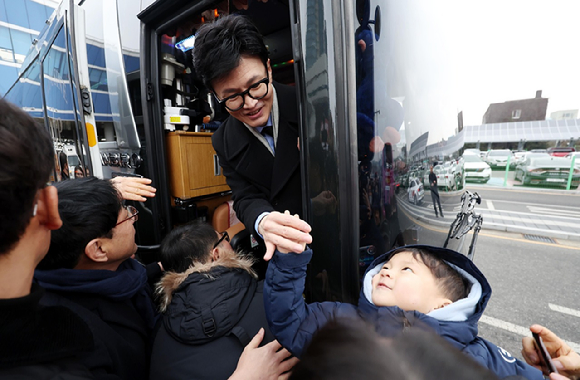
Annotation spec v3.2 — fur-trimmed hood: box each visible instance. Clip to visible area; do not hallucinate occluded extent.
[156,254,258,345]
[156,253,255,312]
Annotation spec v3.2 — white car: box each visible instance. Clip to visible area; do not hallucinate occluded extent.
[485,149,515,168]
[407,178,424,204]
[463,153,491,183]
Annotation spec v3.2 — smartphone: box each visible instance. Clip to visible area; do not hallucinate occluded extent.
[533,332,559,374]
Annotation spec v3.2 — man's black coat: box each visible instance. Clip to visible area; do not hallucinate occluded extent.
[212,82,303,235]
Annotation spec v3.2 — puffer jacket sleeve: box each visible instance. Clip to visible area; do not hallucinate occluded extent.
[464,337,544,379]
[263,249,356,358]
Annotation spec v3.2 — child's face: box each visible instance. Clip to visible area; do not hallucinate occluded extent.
[371,251,451,314]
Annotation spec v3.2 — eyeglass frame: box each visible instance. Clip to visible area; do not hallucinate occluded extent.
[116,205,139,226]
[213,231,230,249]
[213,71,270,112]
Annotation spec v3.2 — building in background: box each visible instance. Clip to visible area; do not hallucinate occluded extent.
[550,109,578,120]
[482,90,549,124]
[0,0,58,95]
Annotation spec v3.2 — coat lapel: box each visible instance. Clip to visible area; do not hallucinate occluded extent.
[223,118,274,191]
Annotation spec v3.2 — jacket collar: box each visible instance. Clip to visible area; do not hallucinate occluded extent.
[156,253,256,312]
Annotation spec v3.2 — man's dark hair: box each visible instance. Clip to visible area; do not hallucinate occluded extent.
[37,177,121,270]
[390,247,470,302]
[193,15,269,89]
[291,319,500,380]
[159,221,219,273]
[0,99,54,254]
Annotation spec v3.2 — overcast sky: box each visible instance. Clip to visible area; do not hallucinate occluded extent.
[372,0,580,145]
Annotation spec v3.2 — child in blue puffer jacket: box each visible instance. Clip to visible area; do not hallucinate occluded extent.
[263,243,543,379]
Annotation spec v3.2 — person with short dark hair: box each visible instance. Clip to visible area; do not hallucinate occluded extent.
[150,221,297,380]
[35,177,158,380]
[429,165,444,217]
[193,14,311,261]
[0,98,94,378]
[264,238,544,379]
[291,319,502,380]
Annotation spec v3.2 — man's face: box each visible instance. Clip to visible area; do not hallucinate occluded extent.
[100,207,138,265]
[371,251,447,314]
[212,55,273,128]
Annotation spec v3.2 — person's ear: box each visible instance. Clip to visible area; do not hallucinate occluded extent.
[211,247,220,262]
[266,58,272,79]
[84,238,109,263]
[431,298,453,312]
[36,186,62,230]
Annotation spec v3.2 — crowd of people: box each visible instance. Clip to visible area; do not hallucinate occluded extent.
[1,13,579,380]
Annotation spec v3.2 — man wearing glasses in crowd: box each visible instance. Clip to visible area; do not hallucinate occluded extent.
[193,15,312,260]
[34,177,159,379]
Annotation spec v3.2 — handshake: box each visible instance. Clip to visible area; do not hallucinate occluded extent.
[258,210,312,260]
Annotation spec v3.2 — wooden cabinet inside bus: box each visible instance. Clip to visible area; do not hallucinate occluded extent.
[165,131,230,199]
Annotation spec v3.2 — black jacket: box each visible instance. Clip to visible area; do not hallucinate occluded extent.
[35,260,157,380]
[0,284,95,379]
[211,82,303,235]
[150,255,275,380]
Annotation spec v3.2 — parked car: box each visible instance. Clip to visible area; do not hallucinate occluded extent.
[462,153,491,183]
[514,156,580,187]
[565,152,580,168]
[547,147,576,157]
[513,151,526,165]
[407,178,424,204]
[484,149,515,168]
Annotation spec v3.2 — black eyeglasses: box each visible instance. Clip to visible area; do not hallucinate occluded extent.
[213,231,230,249]
[116,205,139,226]
[214,72,270,112]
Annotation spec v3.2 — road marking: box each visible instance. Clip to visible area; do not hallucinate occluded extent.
[549,304,580,318]
[487,200,495,210]
[397,203,580,251]
[480,315,580,353]
[528,206,580,218]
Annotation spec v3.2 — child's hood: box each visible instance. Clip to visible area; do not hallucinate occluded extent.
[360,244,492,323]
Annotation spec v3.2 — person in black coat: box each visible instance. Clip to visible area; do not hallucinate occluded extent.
[429,165,444,217]
[150,221,295,380]
[193,15,312,261]
[35,177,159,380]
[0,98,94,378]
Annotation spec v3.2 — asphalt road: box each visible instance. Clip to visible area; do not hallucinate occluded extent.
[474,230,580,362]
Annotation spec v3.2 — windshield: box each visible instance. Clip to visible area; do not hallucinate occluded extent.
[464,155,483,163]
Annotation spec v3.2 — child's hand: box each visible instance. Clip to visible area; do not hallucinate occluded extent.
[276,211,308,254]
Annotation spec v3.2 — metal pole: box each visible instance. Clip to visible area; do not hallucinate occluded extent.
[566,155,576,190]
[503,154,511,187]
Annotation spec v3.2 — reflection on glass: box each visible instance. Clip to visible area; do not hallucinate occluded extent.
[43,26,82,181]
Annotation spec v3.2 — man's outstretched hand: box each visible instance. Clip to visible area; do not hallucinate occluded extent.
[258,211,311,260]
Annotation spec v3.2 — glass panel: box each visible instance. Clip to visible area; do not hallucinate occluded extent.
[0,63,18,94]
[81,0,140,149]
[0,0,7,23]
[10,30,33,63]
[42,26,81,181]
[26,0,52,29]
[5,1,29,29]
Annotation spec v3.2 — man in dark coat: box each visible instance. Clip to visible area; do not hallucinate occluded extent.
[35,177,159,380]
[150,222,296,380]
[0,98,94,378]
[193,15,311,260]
[429,165,444,217]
